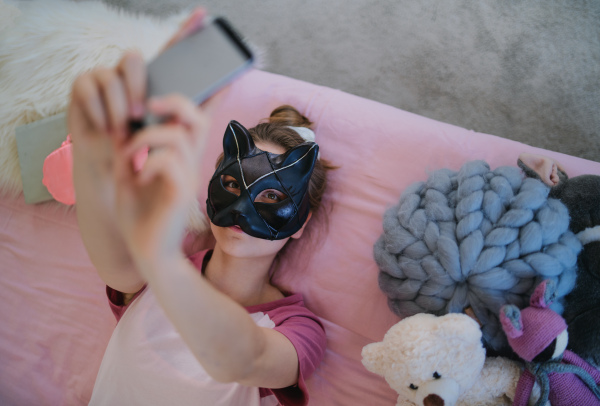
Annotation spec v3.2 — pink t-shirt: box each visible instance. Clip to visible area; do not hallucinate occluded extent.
[90,250,326,406]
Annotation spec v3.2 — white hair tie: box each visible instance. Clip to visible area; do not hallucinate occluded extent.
[288,126,316,143]
[288,125,321,159]
[288,126,320,159]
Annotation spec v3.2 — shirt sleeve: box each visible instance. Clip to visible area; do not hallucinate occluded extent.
[106,285,147,322]
[105,249,209,322]
[260,304,327,406]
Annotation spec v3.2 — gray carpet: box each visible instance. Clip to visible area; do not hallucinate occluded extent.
[101,0,600,163]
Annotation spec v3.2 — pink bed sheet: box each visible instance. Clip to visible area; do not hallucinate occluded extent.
[1,69,599,405]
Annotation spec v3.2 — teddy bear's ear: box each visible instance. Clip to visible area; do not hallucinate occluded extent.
[530,279,556,309]
[361,342,386,376]
[436,313,482,343]
[500,305,523,339]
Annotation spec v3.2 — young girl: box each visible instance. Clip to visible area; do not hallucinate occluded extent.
[68,9,332,406]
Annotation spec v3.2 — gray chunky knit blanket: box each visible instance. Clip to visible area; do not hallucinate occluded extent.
[374,160,582,351]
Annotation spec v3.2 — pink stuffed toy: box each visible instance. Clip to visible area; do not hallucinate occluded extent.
[42,134,75,205]
[500,280,600,406]
[42,135,148,205]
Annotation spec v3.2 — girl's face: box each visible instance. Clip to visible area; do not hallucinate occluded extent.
[207,120,318,240]
[210,141,309,259]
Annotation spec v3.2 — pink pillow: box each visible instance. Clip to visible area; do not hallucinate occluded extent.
[5,69,599,405]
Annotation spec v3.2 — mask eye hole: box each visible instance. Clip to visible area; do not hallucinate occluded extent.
[254,189,288,204]
[221,175,241,196]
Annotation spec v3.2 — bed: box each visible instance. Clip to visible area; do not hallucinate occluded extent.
[1,2,599,405]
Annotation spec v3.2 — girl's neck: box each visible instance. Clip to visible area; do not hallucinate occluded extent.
[204,245,284,307]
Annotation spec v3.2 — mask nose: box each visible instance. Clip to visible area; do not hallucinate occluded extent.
[230,209,243,223]
[228,198,250,229]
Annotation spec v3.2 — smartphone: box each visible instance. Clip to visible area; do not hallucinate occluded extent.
[143,16,254,126]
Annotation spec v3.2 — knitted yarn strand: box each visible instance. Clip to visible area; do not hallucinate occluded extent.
[374,161,581,351]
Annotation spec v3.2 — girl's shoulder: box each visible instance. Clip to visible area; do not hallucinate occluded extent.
[247,293,326,348]
[245,292,306,318]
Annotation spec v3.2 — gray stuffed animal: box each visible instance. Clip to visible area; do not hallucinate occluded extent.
[518,153,600,367]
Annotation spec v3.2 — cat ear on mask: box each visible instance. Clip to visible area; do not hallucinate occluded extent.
[273,142,319,173]
[223,120,256,160]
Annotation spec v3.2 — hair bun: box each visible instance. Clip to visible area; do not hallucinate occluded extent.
[269,105,312,128]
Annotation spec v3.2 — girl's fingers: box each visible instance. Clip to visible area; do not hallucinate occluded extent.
[161,7,207,52]
[122,124,189,159]
[149,94,202,128]
[95,68,129,138]
[122,124,199,183]
[137,148,186,187]
[113,136,135,186]
[71,72,108,134]
[148,94,209,144]
[117,52,147,121]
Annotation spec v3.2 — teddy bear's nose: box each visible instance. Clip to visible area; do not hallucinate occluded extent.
[423,394,444,406]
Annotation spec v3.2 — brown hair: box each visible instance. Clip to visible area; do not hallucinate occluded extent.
[250,105,335,215]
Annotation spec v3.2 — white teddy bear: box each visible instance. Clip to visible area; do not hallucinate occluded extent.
[362,313,522,406]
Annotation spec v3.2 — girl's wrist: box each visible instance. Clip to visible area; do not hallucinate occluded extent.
[73,153,115,188]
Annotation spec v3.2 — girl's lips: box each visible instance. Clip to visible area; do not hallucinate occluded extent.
[229,225,244,234]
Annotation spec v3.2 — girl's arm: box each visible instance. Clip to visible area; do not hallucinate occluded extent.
[68,9,207,294]
[69,54,147,294]
[142,255,300,388]
[112,96,302,389]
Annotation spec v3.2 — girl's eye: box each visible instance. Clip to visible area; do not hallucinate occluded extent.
[221,175,241,196]
[254,189,287,204]
[409,383,418,390]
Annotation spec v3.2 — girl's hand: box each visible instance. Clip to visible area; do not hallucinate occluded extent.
[68,51,146,178]
[114,95,209,268]
[66,8,209,294]
[68,6,207,190]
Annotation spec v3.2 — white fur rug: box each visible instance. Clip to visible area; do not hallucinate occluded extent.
[0,0,208,232]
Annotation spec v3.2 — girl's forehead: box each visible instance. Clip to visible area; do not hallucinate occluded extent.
[239,152,276,186]
[255,140,286,155]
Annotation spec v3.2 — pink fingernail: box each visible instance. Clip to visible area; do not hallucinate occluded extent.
[131,103,144,119]
[189,9,205,31]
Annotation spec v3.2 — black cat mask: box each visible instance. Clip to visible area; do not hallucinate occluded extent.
[207,120,319,240]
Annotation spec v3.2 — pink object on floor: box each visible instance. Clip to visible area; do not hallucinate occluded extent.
[42,135,148,205]
[2,70,600,405]
[42,134,75,205]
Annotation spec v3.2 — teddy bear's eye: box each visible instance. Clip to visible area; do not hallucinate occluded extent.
[409,383,418,390]
[433,371,441,379]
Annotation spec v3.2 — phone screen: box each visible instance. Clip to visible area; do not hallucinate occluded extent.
[146,17,253,111]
